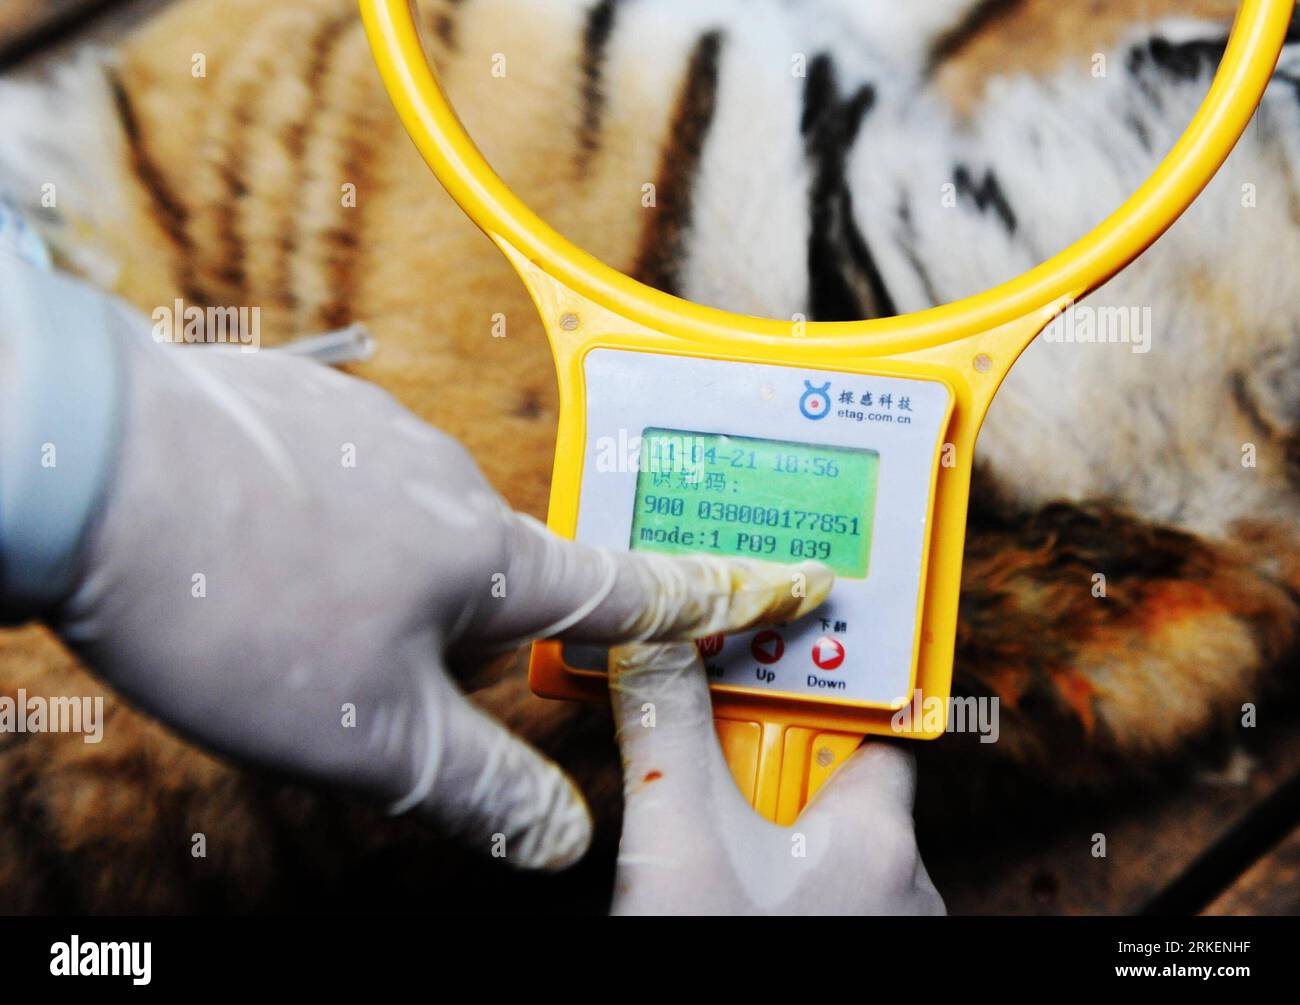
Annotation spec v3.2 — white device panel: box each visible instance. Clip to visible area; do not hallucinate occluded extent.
[564,349,951,708]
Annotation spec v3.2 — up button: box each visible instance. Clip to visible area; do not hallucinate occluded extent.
[750,630,784,665]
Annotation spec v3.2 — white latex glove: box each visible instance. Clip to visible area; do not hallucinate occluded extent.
[0,256,834,870]
[608,642,946,914]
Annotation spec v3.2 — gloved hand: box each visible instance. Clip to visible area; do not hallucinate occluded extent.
[608,642,946,914]
[0,255,833,870]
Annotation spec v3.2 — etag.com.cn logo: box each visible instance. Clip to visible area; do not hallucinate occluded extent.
[799,380,831,420]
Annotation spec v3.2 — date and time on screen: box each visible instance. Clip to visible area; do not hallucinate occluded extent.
[628,428,880,578]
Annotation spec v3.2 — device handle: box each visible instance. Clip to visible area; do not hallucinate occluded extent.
[715,718,863,824]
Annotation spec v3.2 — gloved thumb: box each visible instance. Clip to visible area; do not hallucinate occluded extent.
[801,741,918,823]
[799,741,946,915]
[608,641,741,808]
[408,678,593,870]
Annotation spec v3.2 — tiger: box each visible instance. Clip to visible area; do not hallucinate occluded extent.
[0,0,1296,913]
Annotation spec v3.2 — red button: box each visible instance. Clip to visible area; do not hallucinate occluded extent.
[696,634,725,658]
[811,635,845,671]
[750,630,784,665]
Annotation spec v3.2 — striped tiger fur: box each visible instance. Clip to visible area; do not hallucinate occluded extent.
[0,0,1296,911]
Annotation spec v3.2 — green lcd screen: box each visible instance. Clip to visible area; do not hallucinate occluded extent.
[628,428,879,578]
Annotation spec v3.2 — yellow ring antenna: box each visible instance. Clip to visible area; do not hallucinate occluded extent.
[359,0,1293,355]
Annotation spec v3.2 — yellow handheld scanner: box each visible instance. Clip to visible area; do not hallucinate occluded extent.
[360,0,1294,823]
